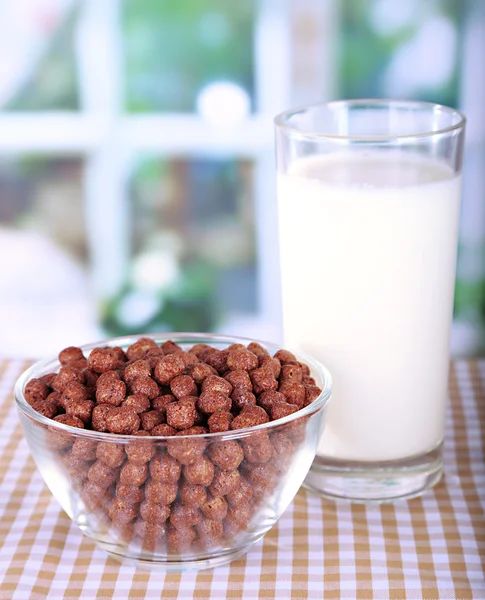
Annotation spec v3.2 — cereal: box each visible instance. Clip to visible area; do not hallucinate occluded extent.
[226,477,253,506]
[183,455,214,486]
[140,410,165,431]
[250,368,278,395]
[270,401,299,421]
[304,385,322,405]
[106,406,140,435]
[24,379,49,405]
[208,440,244,471]
[280,364,303,383]
[128,376,159,399]
[226,349,258,372]
[88,347,120,374]
[116,484,145,503]
[145,480,178,505]
[201,375,232,396]
[151,424,177,436]
[169,503,202,529]
[52,366,84,392]
[166,400,197,430]
[88,460,118,489]
[189,362,217,384]
[71,438,98,461]
[59,346,85,366]
[231,405,269,430]
[179,481,207,508]
[61,381,89,409]
[149,453,182,482]
[139,500,170,523]
[96,441,125,468]
[278,381,306,409]
[209,469,240,497]
[91,404,111,432]
[119,462,148,487]
[207,411,233,433]
[125,432,154,465]
[154,354,186,385]
[224,369,252,391]
[126,337,159,361]
[231,389,257,411]
[66,399,94,424]
[197,518,223,547]
[25,335,323,556]
[166,524,196,553]
[200,494,228,520]
[197,391,232,415]
[123,393,151,414]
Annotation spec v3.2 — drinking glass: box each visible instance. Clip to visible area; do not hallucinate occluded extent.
[274,100,466,502]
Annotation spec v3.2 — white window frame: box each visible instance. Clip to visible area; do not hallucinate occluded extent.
[0,0,338,340]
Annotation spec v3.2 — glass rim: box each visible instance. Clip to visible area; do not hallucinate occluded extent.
[274,98,467,142]
[15,332,333,443]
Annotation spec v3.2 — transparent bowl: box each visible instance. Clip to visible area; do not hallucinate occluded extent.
[15,333,331,571]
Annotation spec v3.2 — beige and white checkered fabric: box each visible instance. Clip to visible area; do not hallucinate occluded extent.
[0,358,484,600]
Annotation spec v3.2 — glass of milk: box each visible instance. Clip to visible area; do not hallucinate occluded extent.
[274,100,466,502]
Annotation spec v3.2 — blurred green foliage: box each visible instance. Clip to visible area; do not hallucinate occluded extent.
[123,0,255,112]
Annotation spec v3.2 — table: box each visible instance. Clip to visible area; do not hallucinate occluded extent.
[0,358,484,600]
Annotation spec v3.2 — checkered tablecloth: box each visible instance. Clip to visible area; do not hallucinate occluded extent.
[0,358,484,600]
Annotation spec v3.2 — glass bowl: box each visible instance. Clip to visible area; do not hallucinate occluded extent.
[15,333,331,571]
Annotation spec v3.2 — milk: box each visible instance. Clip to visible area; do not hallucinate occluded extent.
[277,152,461,462]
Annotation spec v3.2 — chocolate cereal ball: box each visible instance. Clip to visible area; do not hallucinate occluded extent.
[257,390,285,413]
[201,375,232,396]
[274,349,298,366]
[96,377,126,406]
[139,500,170,523]
[197,391,231,415]
[123,393,150,414]
[145,480,178,505]
[226,477,253,506]
[247,342,269,360]
[231,389,257,411]
[224,370,252,391]
[166,524,196,553]
[207,411,233,433]
[140,410,165,431]
[106,406,140,435]
[24,379,49,405]
[91,404,111,432]
[87,460,118,489]
[126,337,158,361]
[166,433,206,465]
[151,424,177,436]
[96,441,125,468]
[71,438,98,461]
[280,364,303,383]
[270,401,298,421]
[150,453,182,482]
[179,481,207,508]
[119,461,148,487]
[116,484,145,504]
[183,455,214,486]
[208,440,244,470]
[153,354,186,385]
[65,399,94,425]
[52,366,84,392]
[200,494,228,521]
[170,503,202,529]
[129,376,159,400]
[259,356,281,379]
[197,518,223,548]
[189,362,217,385]
[209,469,240,497]
[59,346,85,366]
[123,360,151,384]
[231,405,269,430]
[278,381,306,409]
[88,347,120,374]
[170,375,198,400]
[166,400,197,431]
[250,368,278,395]
[226,349,258,372]
[125,432,154,465]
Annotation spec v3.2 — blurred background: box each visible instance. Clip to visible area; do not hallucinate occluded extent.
[0,0,484,358]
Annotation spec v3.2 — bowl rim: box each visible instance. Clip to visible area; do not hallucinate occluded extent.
[15,332,332,443]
